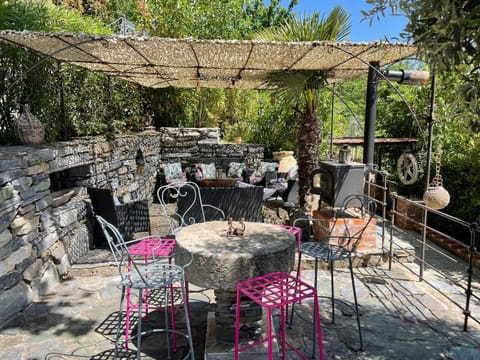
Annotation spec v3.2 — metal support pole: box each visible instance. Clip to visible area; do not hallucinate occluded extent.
[329,84,335,160]
[464,222,479,331]
[389,194,396,271]
[363,62,380,167]
[420,72,436,281]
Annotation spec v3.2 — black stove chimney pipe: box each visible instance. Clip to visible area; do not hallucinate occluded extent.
[363,62,380,167]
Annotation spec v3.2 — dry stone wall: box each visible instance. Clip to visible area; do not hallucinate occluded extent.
[0,127,263,324]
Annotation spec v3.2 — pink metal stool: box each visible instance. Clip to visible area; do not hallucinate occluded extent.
[234,272,324,360]
[126,237,176,349]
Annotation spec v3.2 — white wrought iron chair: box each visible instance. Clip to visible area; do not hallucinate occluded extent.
[96,215,195,359]
[156,181,225,235]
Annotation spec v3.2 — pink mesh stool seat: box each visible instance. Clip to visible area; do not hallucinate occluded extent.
[126,237,176,349]
[234,272,324,360]
[128,237,176,258]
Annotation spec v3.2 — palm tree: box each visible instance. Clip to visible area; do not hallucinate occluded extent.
[255,7,352,208]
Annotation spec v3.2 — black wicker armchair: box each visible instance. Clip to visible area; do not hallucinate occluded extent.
[87,187,151,243]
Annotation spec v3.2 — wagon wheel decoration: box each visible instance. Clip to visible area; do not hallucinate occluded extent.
[397,152,419,185]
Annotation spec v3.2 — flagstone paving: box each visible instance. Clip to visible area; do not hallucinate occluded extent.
[1,206,479,359]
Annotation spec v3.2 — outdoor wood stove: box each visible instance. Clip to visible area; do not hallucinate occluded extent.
[310,160,365,208]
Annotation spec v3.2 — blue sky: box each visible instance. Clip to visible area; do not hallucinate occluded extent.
[280,0,408,42]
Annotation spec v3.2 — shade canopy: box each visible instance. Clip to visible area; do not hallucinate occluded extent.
[0,30,417,89]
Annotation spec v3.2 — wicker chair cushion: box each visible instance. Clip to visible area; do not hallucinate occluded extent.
[227,162,245,178]
[198,163,216,179]
[163,162,184,182]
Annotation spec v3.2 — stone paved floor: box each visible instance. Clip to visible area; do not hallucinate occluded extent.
[1,206,479,359]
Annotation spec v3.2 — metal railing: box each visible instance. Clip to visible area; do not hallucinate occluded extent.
[364,167,389,248]
[389,193,480,331]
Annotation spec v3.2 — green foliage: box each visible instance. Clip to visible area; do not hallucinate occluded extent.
[47,6,112,34]
[329,80,366,139]
[0,45,60,143]
[253,7,352,206]
[255,7,352,113]
[129,0,297,39]
[0,0,111,33]
[255,7,352,42]
[0,0,51,31]
[0,0,132,144]
[364,0,480,125]
[223,91,298,156]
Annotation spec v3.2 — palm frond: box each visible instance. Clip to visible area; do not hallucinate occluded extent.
[267,70,328,107]
[255,6,351,43]
[254,6,351,100]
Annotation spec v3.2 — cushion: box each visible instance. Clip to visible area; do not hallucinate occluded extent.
[227,162,245,178]
[249,161,277,184]
[249,171,264,184]
[198,163,216,179]
[162,162,183,182]
[287,165,298,180]
[257,161,277,176]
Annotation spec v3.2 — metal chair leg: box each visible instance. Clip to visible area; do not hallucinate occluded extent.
[181,279,195,360]
[349,256,363,351]
[114,286,126,359]
[311,257,320,359]
[136,289,143,359]
[330,258,335,324]
[289,250,303,327]
[164,285,172,360]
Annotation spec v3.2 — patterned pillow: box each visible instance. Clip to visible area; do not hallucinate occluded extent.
[227,162,245,178]
[287,165,298,180]
[199,163,216,179]
[257,161,278,176]
[163,162,183,182]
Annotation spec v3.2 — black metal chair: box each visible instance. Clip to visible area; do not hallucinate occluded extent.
[87,187,151,243]
[291,194,377,353]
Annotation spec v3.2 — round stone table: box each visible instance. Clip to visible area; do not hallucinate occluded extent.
[175,220,296,292]
[176,220,296,343]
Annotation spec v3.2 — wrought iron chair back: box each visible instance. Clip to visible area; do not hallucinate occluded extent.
[96,215,193,282]
[327,193,377,256]
[96,215,158,287]
[157,181,225,235]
